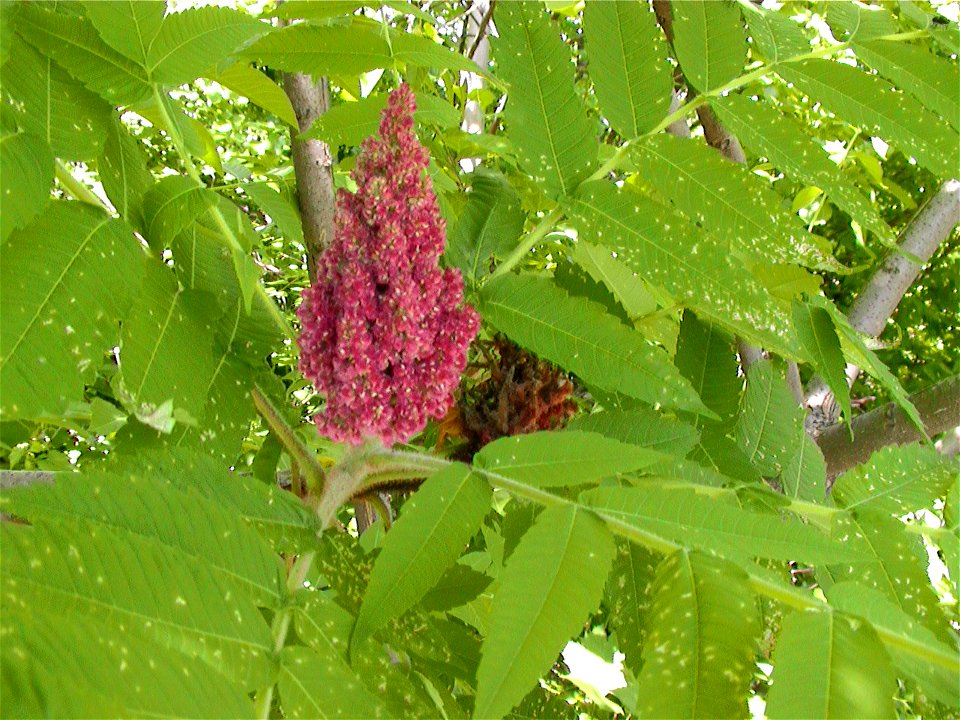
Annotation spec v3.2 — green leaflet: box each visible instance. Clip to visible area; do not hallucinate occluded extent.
[580,484,859,565]
[691,429,763,485]
[474,430,661,487]
[671,0,747,93]
[792,300,851,425]
[765,610,896,719]
[825,1,897,42]
[142,175,220,250]
[2,38,112,161]
[278,646,388,720]
[476,274,712,416]
[603,539,659,676]
[736,359,805,476]
[832,443,958,517]
[18,4,153,105]
[446,170,526,284]
[675,311,742,428]
[2,606,253,719]
[244,21,390,76]
[812,295,925,437]
[146,6,266,87]
[583,0,671,138]
[565,181,800,358]
[631,551,758,719]
[106,450,322,554]
[301,91,460,147]
[293,593,436,718]
[780,432,828,502]
[777,59,959,179]
[117,260,220,430]
[825,510,953,645]
[634,134,842,272]
[354,463,490,644]
[827,582,960,708]
[0,470,284,608]
[211,62,299,129]
[81,0,164,67]
[711,94,896,248]
[245,20,482,79]
[853,39,960,131]
[0,202,144,420]
[493,1,597,199]
[1,520,273,691]
[739,2,810,62]
[568,406,700,457]
[99,115,155,230]
[0,129,52,243]
[474,505,615,720]
[244,181,304,245]
[571,241,660,321]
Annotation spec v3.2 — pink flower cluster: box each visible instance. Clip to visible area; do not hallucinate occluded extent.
[297,84,480,446]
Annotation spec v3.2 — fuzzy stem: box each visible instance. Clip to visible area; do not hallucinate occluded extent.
[251,385,325,494]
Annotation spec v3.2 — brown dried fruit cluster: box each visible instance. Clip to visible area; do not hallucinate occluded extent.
[456,336,578,456]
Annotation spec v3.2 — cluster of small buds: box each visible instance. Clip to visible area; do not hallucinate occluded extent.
[297,84,480,446]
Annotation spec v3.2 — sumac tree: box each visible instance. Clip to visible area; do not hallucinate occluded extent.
[0,1,958,718]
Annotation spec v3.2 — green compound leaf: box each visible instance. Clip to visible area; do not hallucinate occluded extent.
[711,94,896,248]
[672,0,747,93]
[832,443,958,517]
[580,484,859,565]
[634,134,841,272]
[301,90,459,147]
[476,273,712,417]
[792,299,851,424]
[474,505,614,720]
[777,59,959,180]
[736,359,806,476]
[583,0,671,138]
[2,606,253,719]
[0,129,53,243]
[2,38,112,161]
[631,551,758,719]
[354,463,490,645]
[474,430,661,487]
[765,610,896,720]
[827,582,960,708]
[853,39,960,131]
[493,1,597,199]
[1,520,273,691]
[18,4,153,105]
[0,470,284,609]
[147,6,266,87]
[81,0,164,67]
[446,170,526,284]
[566,181,800,358]
[568,405,700,457]
[210,62,298,128]
[0,202,143,420]
[99,116,155,230]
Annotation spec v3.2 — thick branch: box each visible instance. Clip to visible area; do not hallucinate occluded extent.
[283,71,335,279]
[817,374,960,479]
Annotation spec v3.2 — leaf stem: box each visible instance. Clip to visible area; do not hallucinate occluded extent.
[488,206,564,279]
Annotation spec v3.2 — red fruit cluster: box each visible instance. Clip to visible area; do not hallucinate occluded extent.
[297,84,480,446]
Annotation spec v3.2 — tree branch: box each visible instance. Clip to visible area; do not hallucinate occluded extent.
[282,66,336,280]
[817,374,960,479]
[805,179,960,423]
